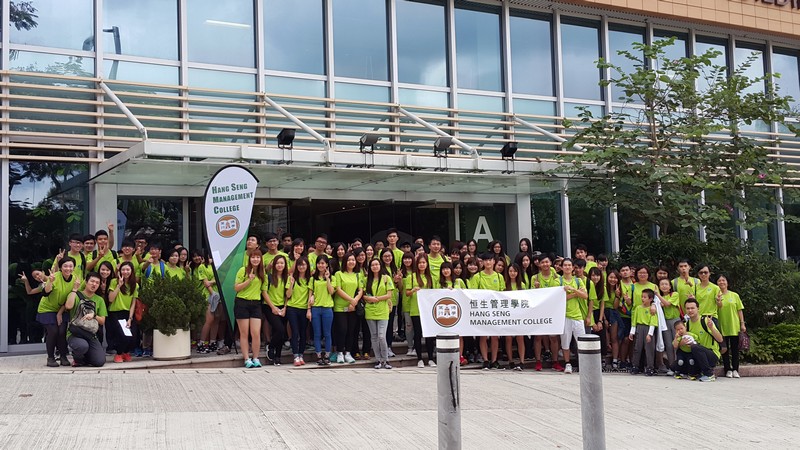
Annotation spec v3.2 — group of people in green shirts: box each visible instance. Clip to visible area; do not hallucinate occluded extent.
[28,225,746,381]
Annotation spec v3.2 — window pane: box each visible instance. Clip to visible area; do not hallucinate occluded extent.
[608,26,644,103]
[510,13,553,96]
[333,0,388,80]
[10,51,94,76]
[772,49,800,110]
[399,88,449,107]
[654,30,688,61]
[103,0,178,60]
[11,0,93,51]
[455,5,502,91]
[531,191,562,254]
[264,0,324,75]
[187,0,255,67]
[569,196,609,255]
[560,19,601,100]
[105,61,179,85]
[265,76,328,149]
[396,0,447,86]
[188,68,256,91]
[735,43,765,96]
[696,37,728,92]
[8,162,89,346]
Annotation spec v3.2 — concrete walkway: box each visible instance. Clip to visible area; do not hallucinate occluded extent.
[0,366,798,449]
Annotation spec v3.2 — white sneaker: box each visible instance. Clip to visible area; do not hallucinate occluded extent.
[344,352,356,364]
[417,360,425,368]
[732,370,740,378]
[406,349,414,356]
[564,363,573,374]
[336,352,345,364]
[387,350,396,358]
[726,370,733,378]
[428,360,437,368]
[409,349,417,357]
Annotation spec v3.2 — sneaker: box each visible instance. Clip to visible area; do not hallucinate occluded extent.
[216,345,231,355]
[299,356,305,366]
[699,375,716,382]
[59,356,71,367]
[374,362,383,369]
[387,350,396,358]
[725,370,733,378]
[133,347,143,357]
[459,356,468,366]
[535,361,542,371]
[331,352,339,363]
[428,360,437,368]
[46,358,59,368]
[245,358,254,369]
[468,353,476,363]
[666,370,674,376]
[476,354,484,364]
[417,360,425,368]
[490,361,500,370]
[514,363,523,372]
[612,361,619,371]
[142,349,153,357]
[406,349,414,356]
[283,341,291,351]
[252,358,262,368]
[733,370,741,378]
[336,353,345,364]
[344,353,356,364]
[630,368,641,375]
[272,358,281,366]
[507,362,517,371]
[482,361,490,370]
[645,368,654,376]
[208,342,218,352]
[674,373,684,380]
[114,354,123,363]
[294,357,302,367]
[355,353,362,360]
[552,362,565,372]
[384,362,393,369]
[689,375,697,381]
[564,363,573,374]
[409,349,417,357]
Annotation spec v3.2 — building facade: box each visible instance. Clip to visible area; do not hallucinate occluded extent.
[2,0,800,352]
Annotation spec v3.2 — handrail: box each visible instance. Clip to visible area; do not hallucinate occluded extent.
[99,80,148,140]
[397,106,479,159]
[262,93,332,161]
[513,115,583,152]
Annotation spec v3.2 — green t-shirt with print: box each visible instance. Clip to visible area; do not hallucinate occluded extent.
[562,276,586,321]
[108,279,139,312]
[333,271,363,313]
[310,277,334,308]
[661,292,681,320]
[404,273,431,317]
[473,271,505,292]
[687,318,720,359]
[266,276,287,307]
[66,292,108,339]
[38,272,76,314]
[235,267,268,301]
[535,271,560,289]
[164,264,186,280]
[427,254,447,287]
[286,278,311,309]
[364,274,394,321]
[718,291,744,336]
[677,331,699,353]
[631,304,658,328]
[695,282,721,318]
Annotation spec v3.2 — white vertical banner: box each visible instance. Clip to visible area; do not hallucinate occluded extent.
[418,288,566,337]
[203,165,259,327]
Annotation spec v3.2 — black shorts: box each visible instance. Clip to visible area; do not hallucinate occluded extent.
[234,298,262,319]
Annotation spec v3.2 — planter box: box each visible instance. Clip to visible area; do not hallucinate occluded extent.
[153,328,191,361]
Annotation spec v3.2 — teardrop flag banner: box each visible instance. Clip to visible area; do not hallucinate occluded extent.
[203,165,259,328]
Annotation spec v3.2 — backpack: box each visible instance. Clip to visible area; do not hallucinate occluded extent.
[686,317,721,349]
[93,249,119,263]
[145,260,166,279]
[69,292,99,340]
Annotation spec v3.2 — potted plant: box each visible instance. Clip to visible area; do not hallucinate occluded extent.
[139,275,206,360]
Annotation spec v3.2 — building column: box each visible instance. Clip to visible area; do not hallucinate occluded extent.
[92,183,119,239]
[561,188,572,257]
[506,194,532,255]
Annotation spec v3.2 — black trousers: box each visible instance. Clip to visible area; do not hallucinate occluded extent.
[333,311,358,354]
[411,315,435,361]
[106,310,138,354]
[722,335,740,372]
[264,305,287,358]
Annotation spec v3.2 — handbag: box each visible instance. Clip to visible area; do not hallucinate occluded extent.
[134,299,147,322]
[739,330,750,351]
[354,286,365,317]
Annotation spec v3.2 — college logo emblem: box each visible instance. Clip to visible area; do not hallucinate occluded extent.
[216,215,239,238]
[432,297,461,328]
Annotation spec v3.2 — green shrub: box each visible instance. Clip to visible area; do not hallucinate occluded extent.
[139,275,206,336]
[744,324,800,364]
[614,229,800,329]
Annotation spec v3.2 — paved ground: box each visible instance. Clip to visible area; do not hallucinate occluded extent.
[0,364,798,449]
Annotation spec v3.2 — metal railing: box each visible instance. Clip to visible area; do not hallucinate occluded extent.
[1,70,799,181]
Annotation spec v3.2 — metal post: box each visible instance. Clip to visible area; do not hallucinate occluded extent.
[577,335,606,450]
[436,333,461,450]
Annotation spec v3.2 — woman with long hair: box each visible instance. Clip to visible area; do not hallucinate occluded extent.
[332,252,363,364]
[264,254,289,365]
[286,256,311,366]
[233,249,267,368]
[309,255,335,365]
[363,258,394,369]
[108,261,138,363]
[406,254,436,368]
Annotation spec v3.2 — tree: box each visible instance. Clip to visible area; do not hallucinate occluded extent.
[559,37,798,240]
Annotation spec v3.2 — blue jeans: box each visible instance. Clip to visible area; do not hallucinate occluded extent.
[311,307,333,353]
[286,306,308,356]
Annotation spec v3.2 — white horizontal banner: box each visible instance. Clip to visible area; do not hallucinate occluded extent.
[418,288,566,337]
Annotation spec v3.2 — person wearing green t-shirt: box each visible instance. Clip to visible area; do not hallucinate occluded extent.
[670,321,698,379]
[532,255,563,372]
[605,270,622,370]
[234,249,269,369]
[616,264,635,371]
[504,263,528,371]
[655,278,681,374]
[38,257,80,367]
[307,233,329,272]
[406,254,436,368]
[332,253,363,364]
[86,229,118,273]
[65,271,108,367]
[264,255,289,365]
[681,298,723,382]
[107,261,138,362]
[587,267,607,367]
[286,256,312,366]
[427,235,448,287]
[117,239,141,280]
[717,275,745,378]
[309,255,335,364]
[399,252,417,358]
[263,232,289,272]
[193,251,221,354]
[380,247,402,357]
[472,252,506,370]
[559,259,588,375]
[364,258,395,369]
[628,289,658,376]
[163,248,187,280]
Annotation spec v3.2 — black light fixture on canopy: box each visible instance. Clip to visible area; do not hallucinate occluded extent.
[360,133,381,153]
[433,136,453,157]
[501,141,518,174]
[277,128,295,149]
